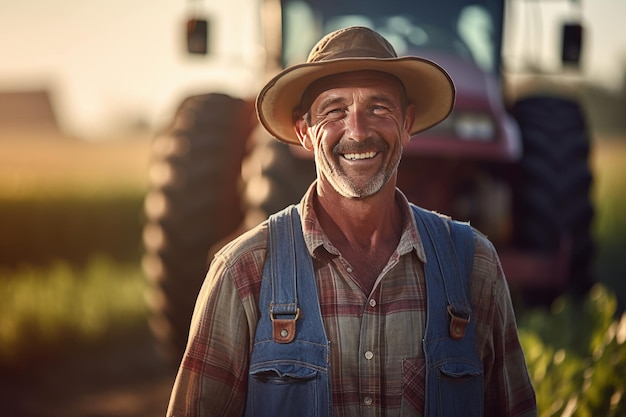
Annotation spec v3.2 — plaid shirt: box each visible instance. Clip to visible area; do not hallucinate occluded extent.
[167,185,537,417]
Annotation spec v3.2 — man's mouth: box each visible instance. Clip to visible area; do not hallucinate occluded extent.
[342,151,377,161]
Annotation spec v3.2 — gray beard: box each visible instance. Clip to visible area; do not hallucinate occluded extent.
[324,147,402,199]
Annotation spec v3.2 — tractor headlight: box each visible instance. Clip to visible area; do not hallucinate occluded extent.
[454,113,496,141]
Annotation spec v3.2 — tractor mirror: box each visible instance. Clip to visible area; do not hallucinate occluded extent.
[561,22,583,67]
[187,18,209,55]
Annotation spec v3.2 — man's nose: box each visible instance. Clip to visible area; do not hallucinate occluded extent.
[344,110,371,141]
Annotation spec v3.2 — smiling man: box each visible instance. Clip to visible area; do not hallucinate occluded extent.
[167,26,536,417]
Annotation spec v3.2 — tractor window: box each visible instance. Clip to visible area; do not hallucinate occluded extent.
[281,0,503,74]
[458,5,495,72]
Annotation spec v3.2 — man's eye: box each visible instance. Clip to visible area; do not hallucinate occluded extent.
[372,105,390,113]
[325,108,344,118]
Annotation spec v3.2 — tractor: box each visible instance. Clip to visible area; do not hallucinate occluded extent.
[142,0,594,360]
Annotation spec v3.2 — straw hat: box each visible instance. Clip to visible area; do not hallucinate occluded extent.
[256,26,455,145]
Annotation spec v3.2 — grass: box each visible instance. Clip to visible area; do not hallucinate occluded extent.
[0,257,148,370]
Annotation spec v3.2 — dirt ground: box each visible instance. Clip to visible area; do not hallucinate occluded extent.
[0,330,177,417]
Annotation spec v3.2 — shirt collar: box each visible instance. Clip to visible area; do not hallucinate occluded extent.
[298,182,427,263]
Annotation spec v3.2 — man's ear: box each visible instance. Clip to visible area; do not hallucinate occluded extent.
[402,103,416,144]
[293,110,314,151]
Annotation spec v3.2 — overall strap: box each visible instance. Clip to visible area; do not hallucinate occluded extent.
[262,204,328,346]
[266,205,300,343]
[412,205,484,417]
[246,206,332,416]
[411,205,474,339]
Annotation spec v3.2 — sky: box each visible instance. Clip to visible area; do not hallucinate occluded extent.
[0,0,624,138]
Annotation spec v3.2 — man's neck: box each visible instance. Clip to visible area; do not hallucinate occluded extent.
[315,180,400,237]
[313,182,404,294]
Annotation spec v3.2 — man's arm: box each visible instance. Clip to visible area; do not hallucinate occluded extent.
[471,233,537,417]
[166,245,262,417]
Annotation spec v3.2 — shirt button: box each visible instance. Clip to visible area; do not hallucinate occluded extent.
[364,351,374,360]
[364,396,373,406]
[346,267,353,273]
[369,299,376,307]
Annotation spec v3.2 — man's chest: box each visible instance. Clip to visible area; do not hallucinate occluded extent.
[315,255,427,361]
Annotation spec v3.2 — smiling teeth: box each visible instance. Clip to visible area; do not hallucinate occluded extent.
[344,152,376,160]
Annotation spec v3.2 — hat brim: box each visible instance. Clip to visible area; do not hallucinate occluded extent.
[256,56,455,145]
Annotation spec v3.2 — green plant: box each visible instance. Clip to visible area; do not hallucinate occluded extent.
[0,257,148,369]
[519,285,626,416]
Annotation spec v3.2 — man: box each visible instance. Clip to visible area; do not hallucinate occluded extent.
[167,26,536,416]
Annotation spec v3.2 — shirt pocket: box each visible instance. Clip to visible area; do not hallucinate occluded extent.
[401,357,426,416]
[247,362,319,417]
[436,361,484,417]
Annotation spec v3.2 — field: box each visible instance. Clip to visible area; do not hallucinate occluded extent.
[1,129,623,297]
[590,136,626,306]
[0,130,151,198]
[0,129,625,416]
[0,131,152,268]
[0,130,168,416]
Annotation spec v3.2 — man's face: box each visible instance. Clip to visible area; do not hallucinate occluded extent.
[295,70,414,198]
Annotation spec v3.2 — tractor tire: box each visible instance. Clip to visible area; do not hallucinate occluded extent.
[142,93,254,362]
[241,131,316,224]
[512,96,594,296]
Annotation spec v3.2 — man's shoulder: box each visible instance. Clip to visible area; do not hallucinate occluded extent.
[467,226,499,266]
[213,220,269,268]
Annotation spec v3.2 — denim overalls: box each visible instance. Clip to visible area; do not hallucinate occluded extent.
[244,205,484,417]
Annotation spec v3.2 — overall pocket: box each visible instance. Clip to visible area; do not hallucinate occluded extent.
[436,361,484,417]
[247,363,319,417]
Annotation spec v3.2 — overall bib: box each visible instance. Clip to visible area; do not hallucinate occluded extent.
[244,205,484,417]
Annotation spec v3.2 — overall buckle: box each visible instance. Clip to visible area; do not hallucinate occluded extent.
[447,305,470,340]
[270,303,300,344]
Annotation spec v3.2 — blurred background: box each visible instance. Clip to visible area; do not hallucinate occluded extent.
[0,0,625,416]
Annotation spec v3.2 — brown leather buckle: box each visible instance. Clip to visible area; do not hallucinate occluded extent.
[270,307,300,344]
[447,305,470,340]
